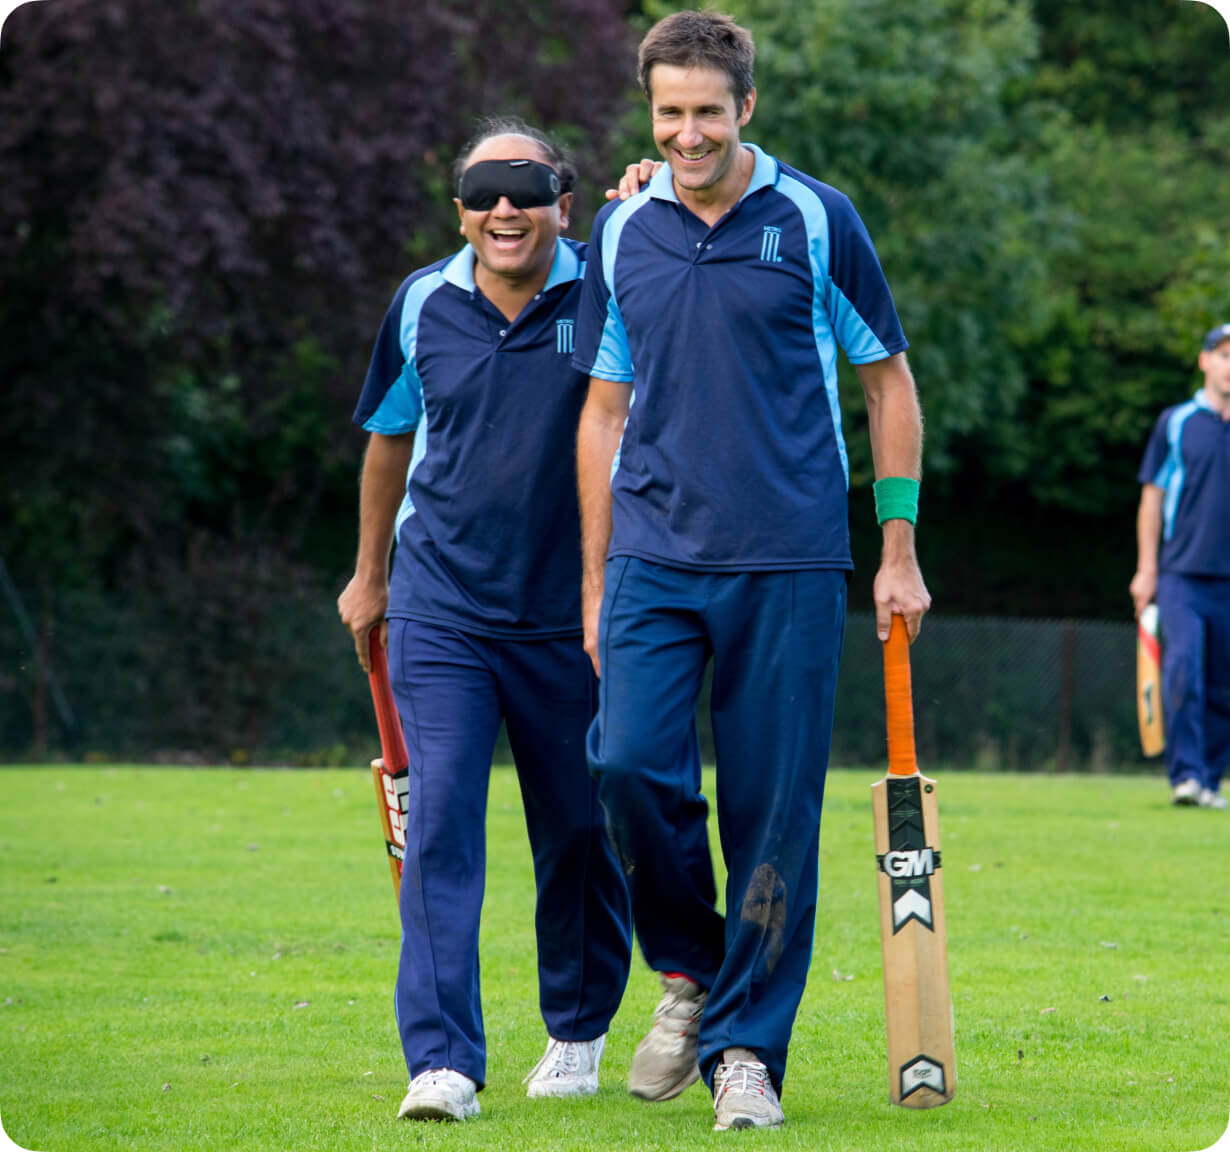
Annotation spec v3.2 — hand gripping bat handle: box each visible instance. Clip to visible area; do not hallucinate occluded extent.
[368,628,409,774]
[883,615,919,777]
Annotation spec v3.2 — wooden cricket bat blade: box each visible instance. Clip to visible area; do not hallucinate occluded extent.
[1136,604,1164,758]
[873,616,955,1108]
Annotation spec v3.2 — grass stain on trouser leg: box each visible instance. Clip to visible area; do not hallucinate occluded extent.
[739,864,787,975]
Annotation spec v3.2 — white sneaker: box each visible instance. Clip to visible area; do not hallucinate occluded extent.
[523,1034,605,1098]
[397,1068,480,1121]
[712,1060,785,1131]
[1172,778,1202,806]
[628,974,707,1100]
[1200,788,1227,810]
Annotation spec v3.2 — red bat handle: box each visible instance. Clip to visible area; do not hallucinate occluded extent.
[883,615,919,777]
[368,628,409,773]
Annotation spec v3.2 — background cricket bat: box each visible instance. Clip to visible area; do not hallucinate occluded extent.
[871,614,956,1108]
[1137,603,1164,758]
[367,627,409,902]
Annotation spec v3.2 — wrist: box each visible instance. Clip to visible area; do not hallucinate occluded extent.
[354,561,391,585]
[873,476,919,525]
[880,519,918,563]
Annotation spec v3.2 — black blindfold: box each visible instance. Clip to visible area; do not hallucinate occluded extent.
[458,159,563,211]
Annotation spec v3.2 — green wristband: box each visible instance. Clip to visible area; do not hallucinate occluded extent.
[873,477,919,525]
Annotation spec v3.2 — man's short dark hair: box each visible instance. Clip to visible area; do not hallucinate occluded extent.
[637,10,755,106]
[453,116,577,194]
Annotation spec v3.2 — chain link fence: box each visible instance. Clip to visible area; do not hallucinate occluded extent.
[2,582,1152,772]
[826,613,1146,772]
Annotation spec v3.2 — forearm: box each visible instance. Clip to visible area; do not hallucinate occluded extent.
[861,353,923,483]
[860,354,923,559]
[576,378,630,673]
[1135,486,1163,578]
[338,432,414,667]
[576,379,629,592]
[578,475,613,607]
[857,353,930,638]
[354,432,414,583]
[1130,485,1163,616]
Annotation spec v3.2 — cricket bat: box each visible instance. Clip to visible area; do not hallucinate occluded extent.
[871,615,955,1108]
[1137,603,1164,758]
[367,627,409,901]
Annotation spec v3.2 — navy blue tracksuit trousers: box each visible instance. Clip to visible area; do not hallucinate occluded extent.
[1157,572,1230,793]
[387,617,632,1089]
[587,558,846,1096]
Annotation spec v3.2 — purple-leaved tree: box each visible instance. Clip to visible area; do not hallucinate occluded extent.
[0,0,635,758]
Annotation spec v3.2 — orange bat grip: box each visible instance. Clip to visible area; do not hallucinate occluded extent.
[368,628,410,774]
[883,614,918,776]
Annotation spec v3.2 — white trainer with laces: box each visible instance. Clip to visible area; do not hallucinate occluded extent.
[712,1060,785,1131]
[523,1034,606,1098]
[628,974,707,1100]
[1200,787,1227,810]
[397,1068,480,1121]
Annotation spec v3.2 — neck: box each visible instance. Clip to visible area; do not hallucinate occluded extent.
[1205,383,1230,420]
[474,260,552,323]
[675,145,754,226]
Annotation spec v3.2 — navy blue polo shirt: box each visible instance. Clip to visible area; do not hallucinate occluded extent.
[354,238,589,636]
[571,143,907,572]
[1138,390,1230,577]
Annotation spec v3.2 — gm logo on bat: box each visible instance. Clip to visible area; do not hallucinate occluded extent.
[879,847,939,879]
[878,846,942,931]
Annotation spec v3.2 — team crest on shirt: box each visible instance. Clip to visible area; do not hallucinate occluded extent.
[760,226,783,263]
[556,318,575,355]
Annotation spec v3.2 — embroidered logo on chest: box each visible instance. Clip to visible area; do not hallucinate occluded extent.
[760,225,784,264]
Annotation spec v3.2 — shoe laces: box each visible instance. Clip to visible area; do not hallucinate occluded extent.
[522,1038,581,1083]
[715,1060,771,1100]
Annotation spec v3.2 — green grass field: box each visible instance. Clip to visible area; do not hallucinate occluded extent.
[1,765,1227,1152]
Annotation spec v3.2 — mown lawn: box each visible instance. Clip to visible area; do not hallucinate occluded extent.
[1,766,1227,1152]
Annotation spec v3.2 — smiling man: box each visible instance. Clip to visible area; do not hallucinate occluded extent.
[573,9,929,1132]
[338,118,632,1122]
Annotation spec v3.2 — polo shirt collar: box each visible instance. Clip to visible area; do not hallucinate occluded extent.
[442,239,582,296]
[741,143,779,198]
[1194,388,1215,412]
[543,238,584,291]
[649,142,779,203]
[443,245,478,292]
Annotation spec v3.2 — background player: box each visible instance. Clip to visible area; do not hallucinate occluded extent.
[1131,322,1230,809]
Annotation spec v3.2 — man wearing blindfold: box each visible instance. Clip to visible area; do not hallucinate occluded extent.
[338,117,632,1122]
